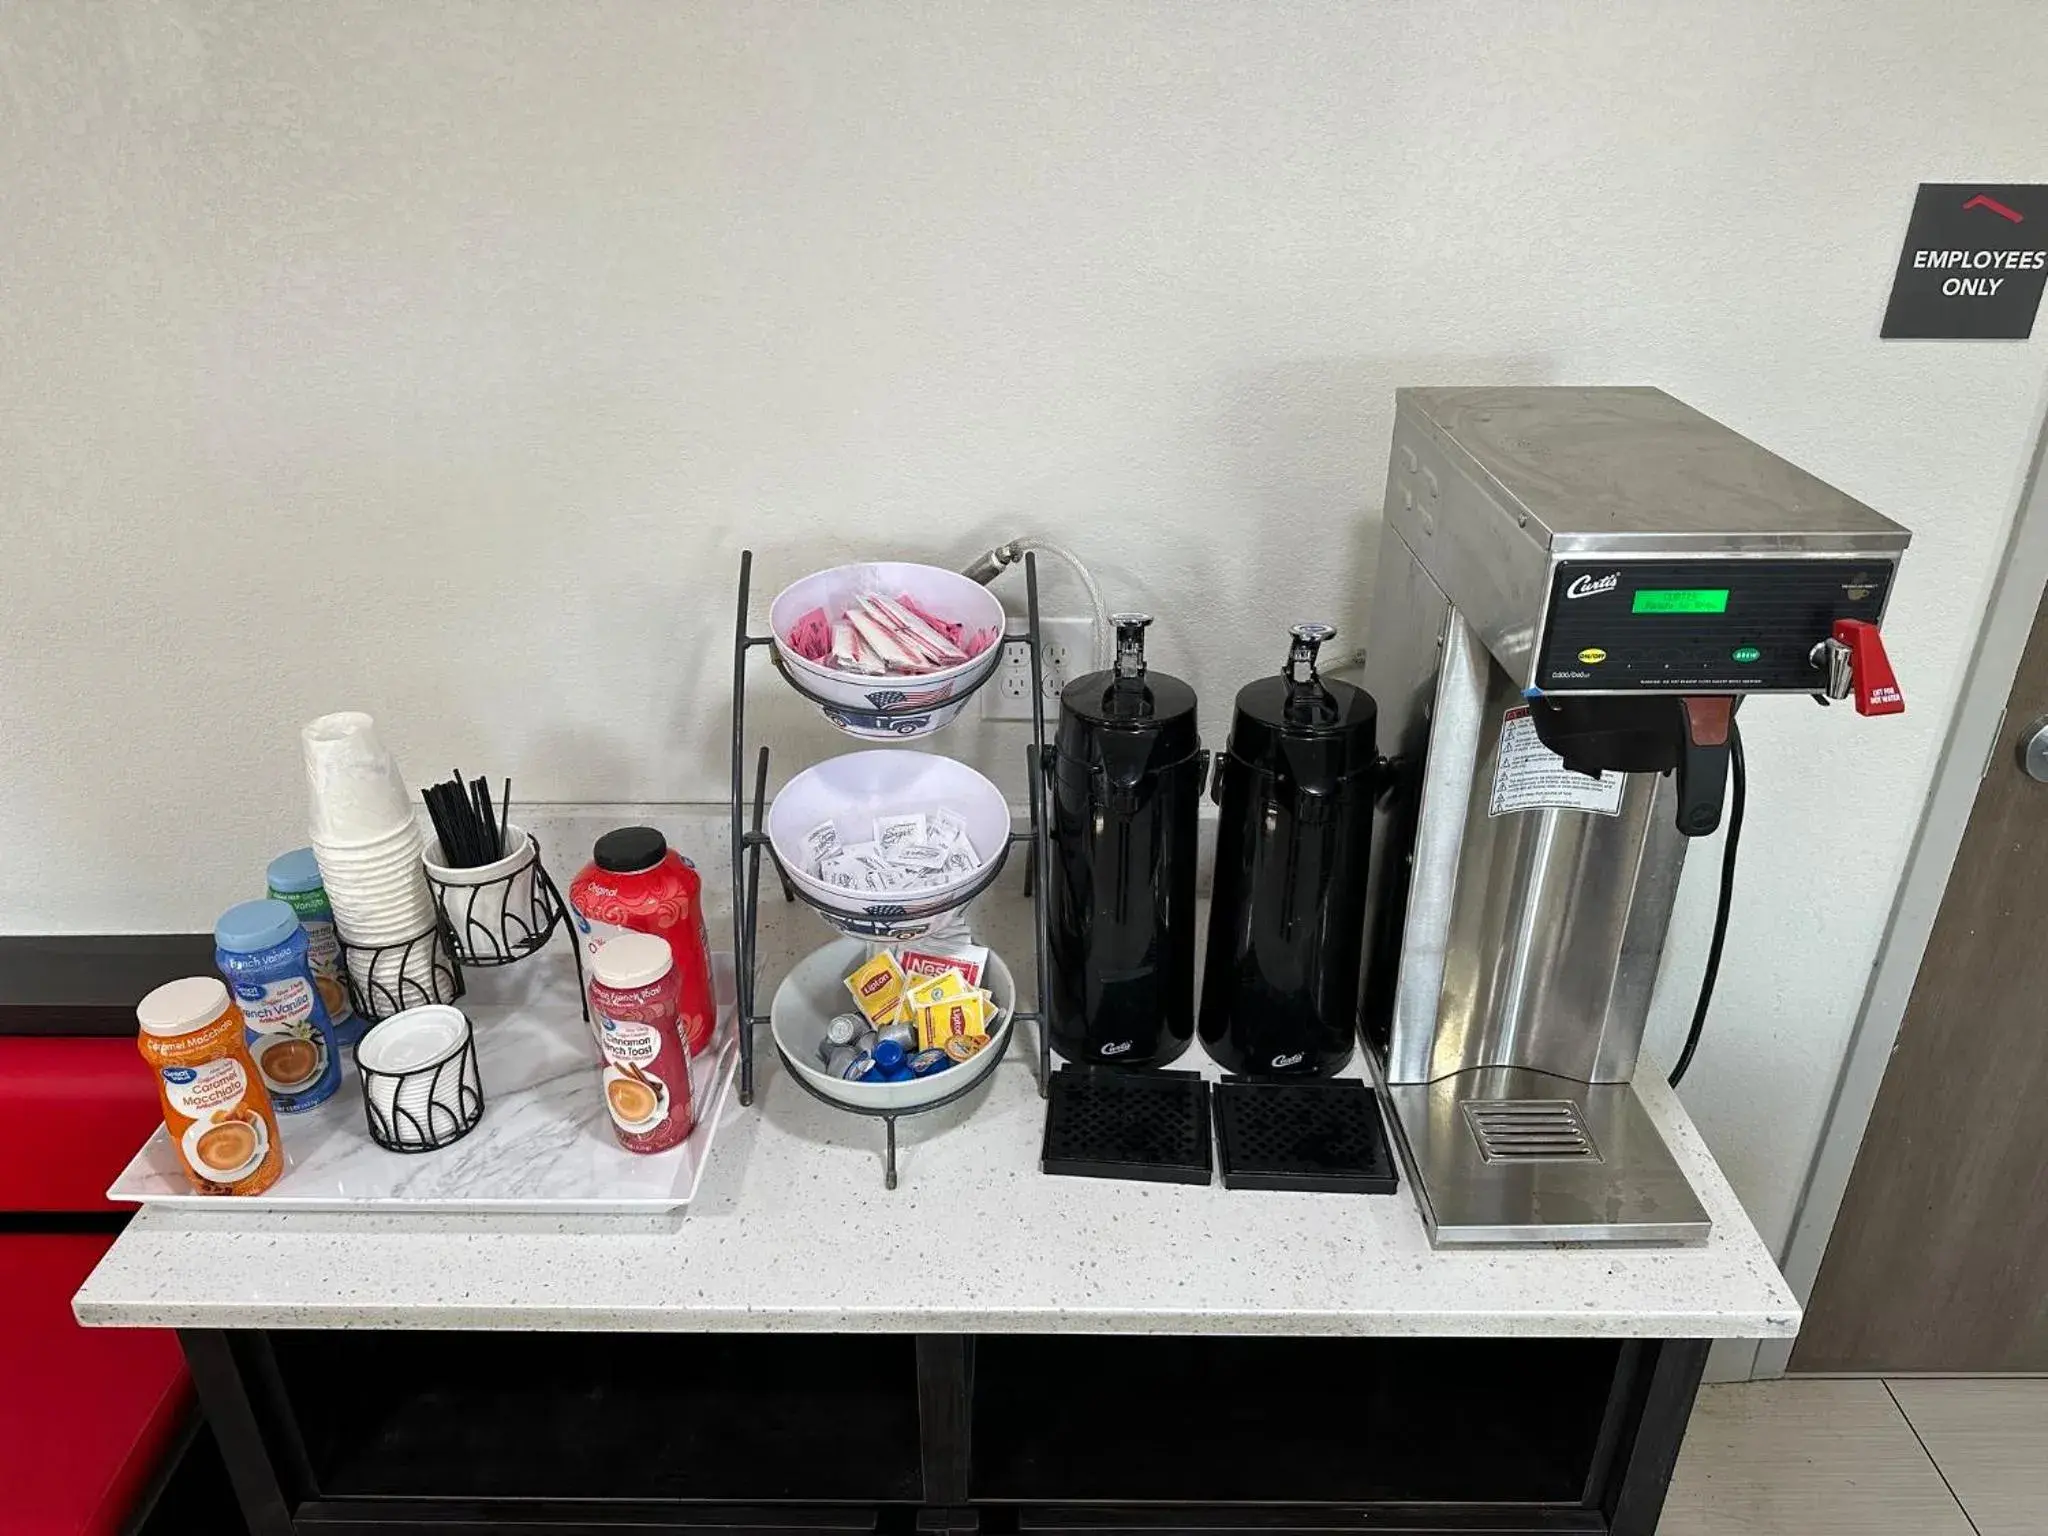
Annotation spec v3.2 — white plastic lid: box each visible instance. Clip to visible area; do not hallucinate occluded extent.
[136,976,232,1038]
[357,1005,469,1073]
[591,931,673,990]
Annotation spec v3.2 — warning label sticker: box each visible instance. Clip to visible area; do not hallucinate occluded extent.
[1489,705,1625,818]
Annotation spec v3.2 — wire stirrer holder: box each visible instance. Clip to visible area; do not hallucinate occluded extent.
[728,549,1056,1187]
[423,849,589,1023]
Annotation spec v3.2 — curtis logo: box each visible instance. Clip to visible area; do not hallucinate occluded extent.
[1566,572,1620,600]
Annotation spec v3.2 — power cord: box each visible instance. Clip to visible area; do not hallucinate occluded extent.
[962,537,1112,669]
[1669,719,1746,1088]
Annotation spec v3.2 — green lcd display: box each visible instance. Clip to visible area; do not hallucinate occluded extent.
[1632,588,1730,615]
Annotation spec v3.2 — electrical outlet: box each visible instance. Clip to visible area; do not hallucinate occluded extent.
[982,617,1095,720]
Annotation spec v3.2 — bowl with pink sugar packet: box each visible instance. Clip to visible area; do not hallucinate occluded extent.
[769,561,1006,739]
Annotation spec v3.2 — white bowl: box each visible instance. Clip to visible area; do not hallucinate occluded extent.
[768,562,1005,739]
[767,751,1011,940]
[771,937,1013,1111]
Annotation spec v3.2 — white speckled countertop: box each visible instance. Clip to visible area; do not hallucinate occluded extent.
[75,810,1800,1338]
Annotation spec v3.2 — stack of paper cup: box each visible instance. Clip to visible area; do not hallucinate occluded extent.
[302,713,451,1012]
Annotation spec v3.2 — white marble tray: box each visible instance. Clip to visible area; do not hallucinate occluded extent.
[109,949,740,1218]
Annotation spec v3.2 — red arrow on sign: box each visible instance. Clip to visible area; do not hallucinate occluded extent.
[1962,194,2024,223]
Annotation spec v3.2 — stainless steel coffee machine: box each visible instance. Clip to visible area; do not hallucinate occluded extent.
[1361,387,1909,1245]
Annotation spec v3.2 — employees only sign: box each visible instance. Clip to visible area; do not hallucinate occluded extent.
[1882,184,2048,340]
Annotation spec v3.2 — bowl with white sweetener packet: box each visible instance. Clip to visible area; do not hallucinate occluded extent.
[767,750,1012,940]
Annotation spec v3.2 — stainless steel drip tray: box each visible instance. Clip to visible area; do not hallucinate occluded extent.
[1379,1066,1711,1247]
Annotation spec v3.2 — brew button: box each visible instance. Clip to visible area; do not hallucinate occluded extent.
[1732,645,1761,664]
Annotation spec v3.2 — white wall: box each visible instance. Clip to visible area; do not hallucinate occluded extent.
[3,0,2044,1252]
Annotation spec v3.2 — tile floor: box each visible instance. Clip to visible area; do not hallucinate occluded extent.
[1659,1377,2048,1535]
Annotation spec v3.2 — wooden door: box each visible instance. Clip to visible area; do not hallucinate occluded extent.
[1795,584,2048,1372]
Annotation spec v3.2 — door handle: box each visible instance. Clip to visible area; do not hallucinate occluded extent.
[2019,715,2048,782]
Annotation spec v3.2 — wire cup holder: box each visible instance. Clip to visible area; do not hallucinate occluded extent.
[353,1006,486,1153]
[336,918,466,1024]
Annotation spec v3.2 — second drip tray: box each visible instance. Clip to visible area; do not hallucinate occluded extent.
[1041,1067,1398,1194]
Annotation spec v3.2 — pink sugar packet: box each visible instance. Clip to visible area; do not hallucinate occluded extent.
[898,594,964,648]
[787,606,832,662]
[869,593,968,664]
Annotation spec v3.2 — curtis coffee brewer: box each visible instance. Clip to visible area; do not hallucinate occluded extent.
[1360,386,1909,1245]
[1047,614,1205,1066]
[1200,624,1379,1077]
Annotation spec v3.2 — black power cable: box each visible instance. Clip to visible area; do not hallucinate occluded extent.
[1669,719,1746,1089]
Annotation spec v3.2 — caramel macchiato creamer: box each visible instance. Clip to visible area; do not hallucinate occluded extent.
[137,977,284,1196]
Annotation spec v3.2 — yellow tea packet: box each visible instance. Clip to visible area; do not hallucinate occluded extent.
[844,950,907,1026]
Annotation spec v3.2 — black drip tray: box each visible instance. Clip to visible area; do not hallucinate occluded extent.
[1213,1077,1398,1194]
[1042,1067,1212,1185]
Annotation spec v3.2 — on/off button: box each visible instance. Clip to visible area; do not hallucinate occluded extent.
[1577,647,1607,664]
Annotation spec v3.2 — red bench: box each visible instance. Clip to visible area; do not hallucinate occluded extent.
[0,1036,193,1535]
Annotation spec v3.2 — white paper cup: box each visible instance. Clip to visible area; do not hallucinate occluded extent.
[319,872,428,909]
[324,885,434,919]
[319,865,422,900]
[325,870,436,918]
[304,712,418,846]
[334,910,439,950]
[311,826,425,869]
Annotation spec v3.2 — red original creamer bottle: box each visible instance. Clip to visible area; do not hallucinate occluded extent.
[569,827,716,1055]
[587,933,695,1153]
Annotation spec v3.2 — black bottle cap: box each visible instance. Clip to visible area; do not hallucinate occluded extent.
[1228,623,1378,786]
[593,826,668,873]
[1055,613,1201,773]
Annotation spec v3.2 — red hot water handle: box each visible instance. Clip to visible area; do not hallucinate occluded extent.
[1834,619,1904,717]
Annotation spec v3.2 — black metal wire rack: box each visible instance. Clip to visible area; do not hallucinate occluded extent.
[422,844,589,1023]
[335,916,466,1024]
[728,548,1054,1186]
[352,1012,487,1153]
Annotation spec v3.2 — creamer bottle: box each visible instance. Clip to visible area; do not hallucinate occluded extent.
[215,898,343,1111]
[266,846,361,1045]
[136,977,284,1196]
